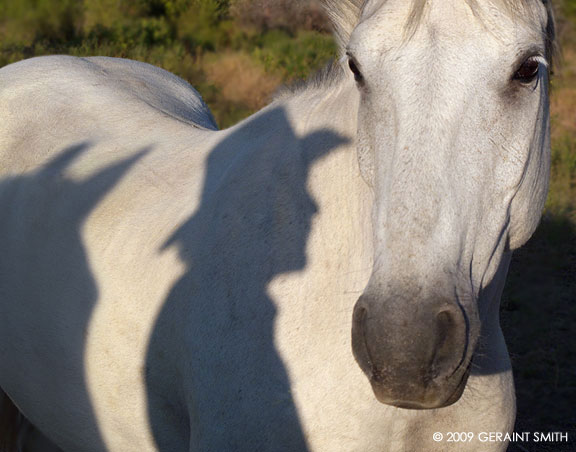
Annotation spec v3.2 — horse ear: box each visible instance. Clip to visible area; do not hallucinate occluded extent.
[542,0,557,73]
[321,0,365,52]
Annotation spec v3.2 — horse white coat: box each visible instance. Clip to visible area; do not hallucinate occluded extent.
[0,0,553,451]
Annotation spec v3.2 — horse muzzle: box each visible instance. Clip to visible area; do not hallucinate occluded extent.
[351,291,472,409]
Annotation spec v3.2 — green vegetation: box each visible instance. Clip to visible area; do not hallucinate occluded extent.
[0,0,336,127]
[0,1,574,448]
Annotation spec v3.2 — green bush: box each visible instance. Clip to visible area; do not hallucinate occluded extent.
[0,0,82,45]
[251,30,335,79]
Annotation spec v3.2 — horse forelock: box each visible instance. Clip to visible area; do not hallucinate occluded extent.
[322,0,365,49]
[323,0,556,64]
[280,0,556,101]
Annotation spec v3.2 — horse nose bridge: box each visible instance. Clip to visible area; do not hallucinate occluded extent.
[378,175,470,257]
[377,129,479,241]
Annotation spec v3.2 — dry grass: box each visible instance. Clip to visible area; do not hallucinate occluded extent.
[551,46,576,137]
[548,42,576,221]
[551,86,576,135]
[203,52,283,110]
[230,0,330,32]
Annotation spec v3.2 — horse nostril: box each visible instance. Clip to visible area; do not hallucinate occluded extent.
[351,302,372,376]
[431,307,467,380]
[350,293,471,408]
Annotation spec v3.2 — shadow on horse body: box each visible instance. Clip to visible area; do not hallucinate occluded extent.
[0,144,147,451]
[145,107,347,451]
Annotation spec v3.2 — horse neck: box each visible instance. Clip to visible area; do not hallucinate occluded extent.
[272,75,359,141]
[269,73,374,274]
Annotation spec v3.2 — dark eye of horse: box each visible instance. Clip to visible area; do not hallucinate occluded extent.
[513,58,540,84]
[348,58,364,84]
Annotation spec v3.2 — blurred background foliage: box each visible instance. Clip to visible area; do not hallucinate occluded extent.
[0,0,335,126]
[0,0,574,449]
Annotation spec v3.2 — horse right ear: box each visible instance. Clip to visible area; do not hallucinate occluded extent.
[322,0,365,54]
[542,0,557,74]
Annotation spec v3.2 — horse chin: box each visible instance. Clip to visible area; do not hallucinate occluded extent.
[369,363,472,410]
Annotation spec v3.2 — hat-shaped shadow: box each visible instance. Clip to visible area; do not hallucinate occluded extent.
[146,106,348,451]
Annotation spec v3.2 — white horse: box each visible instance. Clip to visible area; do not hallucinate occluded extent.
[0,0,554,451]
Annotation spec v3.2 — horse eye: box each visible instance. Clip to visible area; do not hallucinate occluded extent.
[513,57,540,83]
[348,58,364,84]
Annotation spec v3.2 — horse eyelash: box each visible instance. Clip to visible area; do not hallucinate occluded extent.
[530,56,548,91]
[530,55,549,69]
